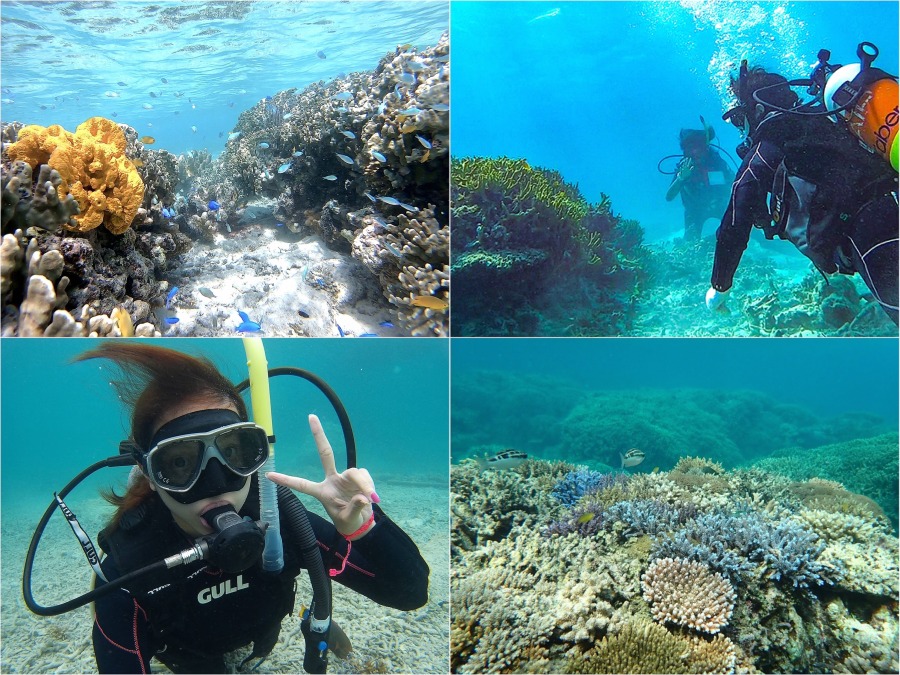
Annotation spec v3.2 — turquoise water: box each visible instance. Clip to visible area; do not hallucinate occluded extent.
[452,1,899,242]
[452,337,899,464]
[0,0,447,156]
[2,337,449,518]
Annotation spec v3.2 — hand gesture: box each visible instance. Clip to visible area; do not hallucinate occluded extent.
[677,158,695,182]
[266,415,378,539]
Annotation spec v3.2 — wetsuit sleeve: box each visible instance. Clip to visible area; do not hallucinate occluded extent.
[711,141,782,291]
[308,505,429,610]
[92,557,155,674]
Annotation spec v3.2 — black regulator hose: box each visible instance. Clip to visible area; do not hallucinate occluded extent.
[235,367,357,469]
[23,454,137,616]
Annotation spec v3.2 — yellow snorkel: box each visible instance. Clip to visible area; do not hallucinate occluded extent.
[243,337,284,573]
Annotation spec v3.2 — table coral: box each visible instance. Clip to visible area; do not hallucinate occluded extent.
[641,557,736,634]
[6,117,144,234]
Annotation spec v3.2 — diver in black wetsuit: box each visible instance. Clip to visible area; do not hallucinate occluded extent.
[705,63,899,325]
[82,343,429,674]
[665,122,732,241]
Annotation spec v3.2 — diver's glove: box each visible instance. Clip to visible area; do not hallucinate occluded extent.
[705,287,729,312]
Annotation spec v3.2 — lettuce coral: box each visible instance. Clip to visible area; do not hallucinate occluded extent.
[6,117,144,234]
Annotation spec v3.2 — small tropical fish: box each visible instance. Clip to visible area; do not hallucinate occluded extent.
[359,333,378,337]
[435,54,450,63]
[323,175,337,181]
[398,201,416,211]
[336,323,345,337]
[475,449,527,471]
[576,513,596,524]
[161,206,172,218]
[336,153,355,165]
[140,136,155,144]
[377,100,387,115]
[620,448,646,469]
[332,92,352,101]
[198,287,216,298]
[420,150,430,163]
[111,112,118,118]
[371,151,387,163]
[397,72,415,85]
[398,107,422,116]
[317,50,326,59]
[104,91,120,98]
[277,162,293,174]
[379,321,394,328]
[415,134,431,149]
[292,150,304,157]
[384,242,403,258]
[111,307,134,337]
[191,126,197,133]
[117,81,127,86]
[411,295,448,310]
[282,113,293,120]
[258,142,270,149]
[236,310,261,332]
[161,77,169,84]
[297,309,310,318]
[132,158,144,168]
[149,91,157,98]
[406,61,425,72]
[364,192,376,202]
[208,200,220,211]
[142,103,153,109]
[378,196,401,206]
[430,103,449,112]
[164,317,179,325]
[228,132,241,141]
[340,130,356,140]
[165,286,179,309]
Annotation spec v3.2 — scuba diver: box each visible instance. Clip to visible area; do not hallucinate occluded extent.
[705,42,899,325]
[34,342,428,674]
[664,119,733,241]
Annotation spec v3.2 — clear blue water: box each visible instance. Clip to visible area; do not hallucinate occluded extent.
[1,338,449,512]
[0,1,447,156]
[452,337,899,430]
[452,1,900,242]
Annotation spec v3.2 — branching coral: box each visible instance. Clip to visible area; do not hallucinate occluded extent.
[641,557,736,634]
[6,117,144,234]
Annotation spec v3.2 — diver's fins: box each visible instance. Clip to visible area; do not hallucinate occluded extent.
[329,619,353,659]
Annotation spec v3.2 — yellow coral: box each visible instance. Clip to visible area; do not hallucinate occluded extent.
[7,117,144,234]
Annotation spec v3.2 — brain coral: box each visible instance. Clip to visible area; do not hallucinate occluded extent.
[6,117,144,234]
[641,557,736,634]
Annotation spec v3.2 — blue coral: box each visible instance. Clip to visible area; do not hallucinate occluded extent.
[603,499,700,538]
[550,469,626,507]
[651,512,839,589]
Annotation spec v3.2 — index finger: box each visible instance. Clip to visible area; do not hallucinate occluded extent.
[308,414,338,476]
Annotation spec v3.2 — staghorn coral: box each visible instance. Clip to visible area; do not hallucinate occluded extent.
[550,469,627,507]
[568,620,689,674]
[452,458,898,674]
[641,557,736,634]
[6,117,144,234]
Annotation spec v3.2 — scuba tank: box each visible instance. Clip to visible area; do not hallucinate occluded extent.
[821,42,898,171]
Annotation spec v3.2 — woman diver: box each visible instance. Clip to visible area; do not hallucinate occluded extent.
[81,342,429,673]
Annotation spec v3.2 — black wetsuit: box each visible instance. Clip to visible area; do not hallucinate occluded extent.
[92,479,428,674]
[711,111,899,324]
[669,150,732,241]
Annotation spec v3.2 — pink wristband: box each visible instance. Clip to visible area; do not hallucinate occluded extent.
[329,511,376,578]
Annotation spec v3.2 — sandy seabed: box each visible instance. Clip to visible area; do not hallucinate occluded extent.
[1,482,449,674]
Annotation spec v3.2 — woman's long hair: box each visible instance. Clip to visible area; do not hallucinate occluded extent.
[75,343,247,528]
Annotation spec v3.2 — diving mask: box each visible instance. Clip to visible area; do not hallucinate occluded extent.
[139,409,269,496]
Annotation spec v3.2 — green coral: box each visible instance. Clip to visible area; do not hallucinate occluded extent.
[451,248,548,273]
[452,156,589,225]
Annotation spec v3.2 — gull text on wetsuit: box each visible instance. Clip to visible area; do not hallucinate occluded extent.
[197,575,250,604]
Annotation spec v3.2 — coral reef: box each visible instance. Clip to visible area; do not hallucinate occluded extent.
[631,237,896,337]
[641,557,736,633]
[214,36,449,335]
[752,433,899,530]
[451,456,898,674]
[450,156,646,336]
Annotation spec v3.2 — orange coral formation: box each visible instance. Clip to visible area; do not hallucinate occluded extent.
[7,117,144,234]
